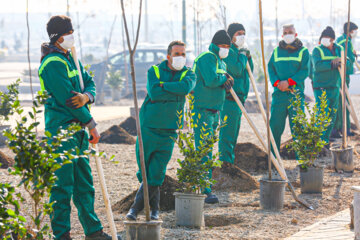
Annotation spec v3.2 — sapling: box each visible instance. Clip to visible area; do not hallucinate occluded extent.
[174,94,225,194]
[288,91,333,169]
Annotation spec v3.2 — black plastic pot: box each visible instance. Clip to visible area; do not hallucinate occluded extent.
[260,179,286,211]
[299,166,324,194]
[330,145,354,172]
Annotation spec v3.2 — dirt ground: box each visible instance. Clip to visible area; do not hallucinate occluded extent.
[1,96,360,239]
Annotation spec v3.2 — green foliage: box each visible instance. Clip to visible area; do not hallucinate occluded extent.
[288,91,333,168]
[0,183,28,239]
[174,94,225,194]
[0,79,20,125]
[105,65,124,90]
[84,64,95,78]
[3,91,83,239]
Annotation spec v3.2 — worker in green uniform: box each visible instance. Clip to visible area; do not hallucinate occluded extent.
[219,23,253,165]
[192,30,234,204]
[268,24,310,155]
[312,26,352,144]
[39,16,119,240]
[333,22,358,138]
[126,41,196,221]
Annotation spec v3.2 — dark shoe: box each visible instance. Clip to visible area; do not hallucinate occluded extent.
[347,130,355,136]
[85,230,122,240]
[126,208,138,221]
[205,193,219,204]
[59,232,72,240]
[150,210,160,220]
[330,129,342,139]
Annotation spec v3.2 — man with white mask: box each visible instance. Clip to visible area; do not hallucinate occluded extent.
[268,24,309,156]
[333,22,359,138]
[312,26,352,144]
[126,41,196,221]
[192,30,233,204]
[219,23,253,165]
[39,15,119,240]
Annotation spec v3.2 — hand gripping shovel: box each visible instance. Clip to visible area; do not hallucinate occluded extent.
[71,46,118,239]
[229,88,313,210]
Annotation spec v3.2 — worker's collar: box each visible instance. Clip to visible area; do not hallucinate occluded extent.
[40,42,70,62]
[208,43,221,58]
[160,60,187,72]
[279,38,303,52]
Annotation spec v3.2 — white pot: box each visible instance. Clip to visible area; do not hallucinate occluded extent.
[174,192,206,228]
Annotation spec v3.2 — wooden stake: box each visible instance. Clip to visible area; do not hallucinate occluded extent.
[71,47,84,92]
[258,0,272,180]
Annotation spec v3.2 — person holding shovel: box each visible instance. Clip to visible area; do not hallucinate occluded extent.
[219,23,253,165]
[333,22,358,138]
[126,40,196,221]
[312,26,352,144]
[268,24,309,155]
[38,15,119,240]
[192,30,234,204]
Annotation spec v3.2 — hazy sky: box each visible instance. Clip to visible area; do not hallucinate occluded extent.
[1,0,360,21]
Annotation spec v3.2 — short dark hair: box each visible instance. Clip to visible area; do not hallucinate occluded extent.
[167,41,186,55]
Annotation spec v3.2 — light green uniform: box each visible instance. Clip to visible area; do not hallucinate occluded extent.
[136,60,196,186]
[268,44,309,153]
[219,44,253,163]
[192,43,228,194]
[39,48,101,239]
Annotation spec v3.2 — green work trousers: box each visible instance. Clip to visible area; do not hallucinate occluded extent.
[50,129,102,239]
[193,108,220,194]
[219,96,246,164]
[136,127,177,186]
[269,92,304,156]
[314,87,340,143]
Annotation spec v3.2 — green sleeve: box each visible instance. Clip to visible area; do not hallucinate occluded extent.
[267,51,279,85]
[339,40,355,63]
[249,56,254,72]
[79,60,96,100]
[42,61,93,124]
[224,50,247,78]
[146,67,169,101]
[197,54,227,88]
[312,48,332,73]
[163,69,196,96]
[289,49,309,84]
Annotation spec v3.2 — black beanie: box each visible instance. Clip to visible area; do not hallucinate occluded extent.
[344,22,358,34]
[211,30,231,46]
[47,15,74,44]
[227,23,245,39]
[320,26,335,41]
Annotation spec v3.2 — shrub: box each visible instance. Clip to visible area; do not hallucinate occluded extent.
[0,79,20,125]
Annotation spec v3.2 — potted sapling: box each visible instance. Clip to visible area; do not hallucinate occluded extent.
[173,94,224,228]
[0,79,20,146]
[288,91,332,193]
[105,65,124,102]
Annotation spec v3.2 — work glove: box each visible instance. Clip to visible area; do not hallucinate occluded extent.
[89,127,100,144]
[222,74,234,92]
[66,91,90,109]
[239,48,251,59]
[331,58,341,69]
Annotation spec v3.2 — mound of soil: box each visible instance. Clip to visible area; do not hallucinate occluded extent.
[280,138,330,160]
[205,214,244,227]
[244,99,261,113]
[99,125,136,144]
[212,162,259,192]
[119,117,137,136]
[122,89,147,99]
[0,151,14,169]
[234,142,268,173]
[112,175,184,213]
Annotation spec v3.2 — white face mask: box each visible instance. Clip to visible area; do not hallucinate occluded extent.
[283,34,296,44]
[171,56,186,71]
[235,35,245,48]
[59,34,75,50]
[351,30,357,38]
[321,37,331,47]
[219,47,229,59]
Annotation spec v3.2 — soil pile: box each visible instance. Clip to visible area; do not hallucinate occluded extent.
[234,142,268,173]
[0,151,14,169]
[280,138,330,160]
[99,125,136,144]
[119,117,137,136]
[212,162,259,192]
[244,99,261,113]
[122,90,147,99]
[112,175,184,213]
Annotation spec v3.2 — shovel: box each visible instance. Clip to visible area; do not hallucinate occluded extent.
[229,88,313,210]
